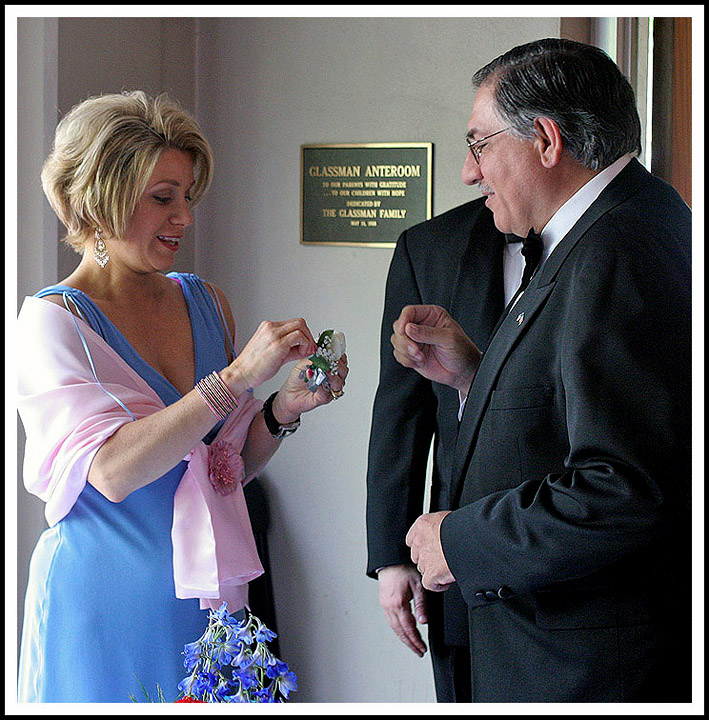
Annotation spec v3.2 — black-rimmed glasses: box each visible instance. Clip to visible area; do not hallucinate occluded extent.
[465,127,511,164]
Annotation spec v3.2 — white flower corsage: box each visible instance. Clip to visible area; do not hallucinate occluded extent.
[300,330,346,392]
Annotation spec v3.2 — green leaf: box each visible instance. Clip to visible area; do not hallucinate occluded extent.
[316,329,334,347]
[308,355,331,372]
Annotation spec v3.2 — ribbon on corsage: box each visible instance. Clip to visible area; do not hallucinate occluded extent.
[16,296,264,614]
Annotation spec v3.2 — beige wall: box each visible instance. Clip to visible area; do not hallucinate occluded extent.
[15,14,560,703]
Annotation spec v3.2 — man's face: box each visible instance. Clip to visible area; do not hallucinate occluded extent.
[462,83,540,237]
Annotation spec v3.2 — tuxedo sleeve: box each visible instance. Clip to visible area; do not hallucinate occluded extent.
[440,218,691,605]
[366,230,437,577]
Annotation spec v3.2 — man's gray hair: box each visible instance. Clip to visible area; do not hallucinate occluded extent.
[473,38,641,171]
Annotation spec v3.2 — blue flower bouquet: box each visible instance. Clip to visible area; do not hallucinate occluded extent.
[175,602,297,703]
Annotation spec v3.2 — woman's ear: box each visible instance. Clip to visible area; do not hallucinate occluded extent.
[533,117,563,168]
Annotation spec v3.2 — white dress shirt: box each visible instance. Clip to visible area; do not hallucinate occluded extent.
[458,154,634,419]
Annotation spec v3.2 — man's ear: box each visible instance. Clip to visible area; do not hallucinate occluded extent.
[533,117,563,168]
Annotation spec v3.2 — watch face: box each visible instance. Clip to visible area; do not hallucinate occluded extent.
[263,392,300,438]
[274,423,300,440]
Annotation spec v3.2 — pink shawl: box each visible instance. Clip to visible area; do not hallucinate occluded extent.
[16,296,264,613]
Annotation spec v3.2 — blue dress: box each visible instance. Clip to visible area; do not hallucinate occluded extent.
[18,273,233,703]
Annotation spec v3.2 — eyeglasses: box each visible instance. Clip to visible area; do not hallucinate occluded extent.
[465,127,511,164]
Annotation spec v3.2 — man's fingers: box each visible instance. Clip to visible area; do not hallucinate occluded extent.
[378,565,428,657]
[384,607,427,657]
[404,323,441,354]
[391,332,424,367]
[420,573,453,593]
[411,577,429,625]
[393,305,451,348]
[398,304,450,327]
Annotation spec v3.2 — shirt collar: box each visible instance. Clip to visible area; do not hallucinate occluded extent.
[539,154,633,262]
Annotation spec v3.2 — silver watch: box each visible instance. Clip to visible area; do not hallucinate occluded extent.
[262,392,300,439]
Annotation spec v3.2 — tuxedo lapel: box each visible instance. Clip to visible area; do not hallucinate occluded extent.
[536,158,644,286]
[451,280,554,505]
[450,159,645,506]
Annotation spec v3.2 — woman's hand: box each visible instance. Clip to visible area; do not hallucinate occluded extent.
[272,353,349,423]
[222,318,317,394]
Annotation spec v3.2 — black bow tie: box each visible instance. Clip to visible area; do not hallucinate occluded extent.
[519,231,543,291]
[505,232,543,290]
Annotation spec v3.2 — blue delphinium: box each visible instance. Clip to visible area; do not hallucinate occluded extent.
[273,669,298,700]
[181,641,201,672]
[176,602,297,703]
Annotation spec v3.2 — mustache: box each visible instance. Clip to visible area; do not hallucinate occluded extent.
[478,182,494,195]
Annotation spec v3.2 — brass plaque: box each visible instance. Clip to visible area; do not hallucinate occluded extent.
[301,143,432,247]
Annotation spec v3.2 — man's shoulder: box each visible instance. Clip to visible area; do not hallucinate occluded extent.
[400,198,500,264]
[405,197,490,240]
[393,197,501,283]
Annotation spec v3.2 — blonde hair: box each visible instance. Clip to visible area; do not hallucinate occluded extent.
[41,90,213,252]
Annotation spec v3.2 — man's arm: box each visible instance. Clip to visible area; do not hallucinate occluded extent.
[440,224,692,605]
[366,231,438,655]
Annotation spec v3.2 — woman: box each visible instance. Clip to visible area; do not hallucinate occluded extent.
[16,90,348,702]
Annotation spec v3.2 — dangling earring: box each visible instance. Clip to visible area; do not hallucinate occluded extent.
[93,228,109,268]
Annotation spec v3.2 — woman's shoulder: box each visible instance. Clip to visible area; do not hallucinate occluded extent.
[33,284,88,315]
[168,272,228,305]
[39,294,66,307]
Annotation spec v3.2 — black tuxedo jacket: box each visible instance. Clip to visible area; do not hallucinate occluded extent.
[441,160,692,702]
[366,198,506,645]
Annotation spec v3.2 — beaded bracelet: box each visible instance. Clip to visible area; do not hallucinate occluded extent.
[194,371,239,421]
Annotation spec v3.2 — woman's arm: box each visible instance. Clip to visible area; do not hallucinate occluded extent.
[89,387,232,502]
[239,352,348,479]
[88,309,317,502]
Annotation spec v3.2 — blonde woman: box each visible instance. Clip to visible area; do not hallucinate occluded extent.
[17,91,347,702]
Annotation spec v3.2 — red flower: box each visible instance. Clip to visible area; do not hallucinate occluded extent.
[175,696,205,703]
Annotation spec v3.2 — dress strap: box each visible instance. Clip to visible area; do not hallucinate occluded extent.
[204,282,237,362]
[62,292,136,421]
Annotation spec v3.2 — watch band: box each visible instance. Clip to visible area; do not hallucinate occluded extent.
[262,392,300,439]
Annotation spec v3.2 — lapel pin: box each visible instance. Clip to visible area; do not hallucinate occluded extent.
[515,312,525,326]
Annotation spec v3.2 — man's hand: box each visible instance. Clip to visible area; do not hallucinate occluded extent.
[378,565,429,657]
[406,511,455,592]
[391,305,482,396]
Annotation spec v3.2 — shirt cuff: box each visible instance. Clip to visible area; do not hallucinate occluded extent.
[458,391,467,421]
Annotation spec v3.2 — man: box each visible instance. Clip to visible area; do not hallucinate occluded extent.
[366,193,522,701]
[396,38,691,702]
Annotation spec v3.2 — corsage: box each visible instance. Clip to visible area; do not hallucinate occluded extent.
[300,330,346,393]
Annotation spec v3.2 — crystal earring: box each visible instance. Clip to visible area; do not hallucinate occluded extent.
[93,228,109,268]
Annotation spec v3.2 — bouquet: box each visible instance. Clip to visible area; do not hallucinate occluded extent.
[131,603,297,703]
[178,603,297,703]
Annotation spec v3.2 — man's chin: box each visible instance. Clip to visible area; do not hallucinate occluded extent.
[490,212,521,237]
[491,214,511,234]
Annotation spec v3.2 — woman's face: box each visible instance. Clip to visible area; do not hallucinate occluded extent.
[118,148,196,273]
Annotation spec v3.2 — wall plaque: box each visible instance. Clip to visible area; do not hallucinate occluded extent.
[301,143,432,247]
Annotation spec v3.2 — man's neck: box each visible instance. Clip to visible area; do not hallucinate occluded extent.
[533,158,599,234]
